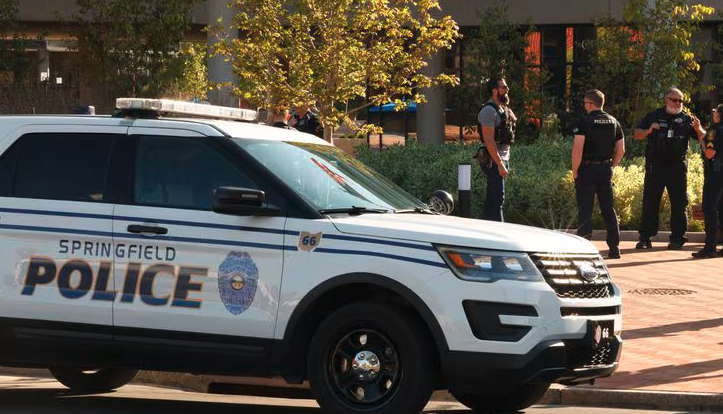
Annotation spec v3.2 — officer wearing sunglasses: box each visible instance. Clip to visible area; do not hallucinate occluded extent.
[633,87,705,250]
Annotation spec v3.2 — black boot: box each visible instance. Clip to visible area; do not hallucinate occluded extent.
[635,239,652,249]
[692,247,717,259]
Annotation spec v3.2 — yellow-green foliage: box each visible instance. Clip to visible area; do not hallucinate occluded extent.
[214,0,460,135]
[358,139,706,231]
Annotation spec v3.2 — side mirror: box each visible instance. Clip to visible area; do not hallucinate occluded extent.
[213,187,281,216]
[428,190,454,215]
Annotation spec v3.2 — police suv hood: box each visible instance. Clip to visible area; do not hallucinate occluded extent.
[328,214,598,254]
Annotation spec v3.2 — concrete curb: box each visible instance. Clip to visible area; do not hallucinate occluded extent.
[586,230,705,243]
[539,386,723,413]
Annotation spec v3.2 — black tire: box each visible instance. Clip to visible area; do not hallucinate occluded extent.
[49,367,139,392]
[307,301,437,414]
[451,383,550,413]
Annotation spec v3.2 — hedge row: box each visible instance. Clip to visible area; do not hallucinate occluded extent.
[356,136,705,232]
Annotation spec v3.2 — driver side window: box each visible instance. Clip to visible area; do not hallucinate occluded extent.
[134,136,257,210]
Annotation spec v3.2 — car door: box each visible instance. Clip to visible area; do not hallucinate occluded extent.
[0,127,122,363]
[111,128,286,366]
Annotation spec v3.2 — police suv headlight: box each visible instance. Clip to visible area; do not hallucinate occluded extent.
[436,246,543,282]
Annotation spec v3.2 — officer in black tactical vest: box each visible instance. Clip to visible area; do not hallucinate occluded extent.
[692,104,723,258]
[572,90,625,259]
[634,87,705,250]
[476,77,516,222]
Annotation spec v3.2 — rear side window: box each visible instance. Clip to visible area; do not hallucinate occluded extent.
[8,133,115,202]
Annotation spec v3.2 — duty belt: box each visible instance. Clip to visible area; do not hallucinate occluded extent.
[582,159,612,166]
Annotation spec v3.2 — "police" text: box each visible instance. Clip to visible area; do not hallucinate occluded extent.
[21,257,205,309]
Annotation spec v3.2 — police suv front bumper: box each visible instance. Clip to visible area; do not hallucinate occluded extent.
[441,334,622,393]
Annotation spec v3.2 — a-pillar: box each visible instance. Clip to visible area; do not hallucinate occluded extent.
[207,0,239,107]
[416,50,446,145]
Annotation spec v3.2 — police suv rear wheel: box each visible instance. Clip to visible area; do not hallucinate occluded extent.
[450,383,550,413]
[49,367,139,392]
[307,301,436,414]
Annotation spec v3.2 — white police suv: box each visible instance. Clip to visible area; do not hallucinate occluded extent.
[0,99,621,414]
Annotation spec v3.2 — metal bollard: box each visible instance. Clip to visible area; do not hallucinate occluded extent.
[458,164,471,218]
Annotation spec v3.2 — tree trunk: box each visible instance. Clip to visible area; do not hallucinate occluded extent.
[323,125,334,145]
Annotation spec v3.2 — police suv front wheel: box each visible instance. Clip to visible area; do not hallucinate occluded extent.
[450,383,551,413]
[307,301,437,414]
[49,367,139,392]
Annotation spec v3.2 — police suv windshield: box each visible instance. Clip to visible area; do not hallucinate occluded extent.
[233,139,427,212]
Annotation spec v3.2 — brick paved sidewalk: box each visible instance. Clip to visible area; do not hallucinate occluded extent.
[584,240,723,393]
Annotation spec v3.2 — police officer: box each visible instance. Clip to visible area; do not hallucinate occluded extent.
[291,104,323,138]
[692,104,723,258]
[477,77,517,222]
[634,87,705,250]
[572,90,625,259]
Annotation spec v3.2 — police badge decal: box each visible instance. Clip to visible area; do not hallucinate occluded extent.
[218,251,259,315]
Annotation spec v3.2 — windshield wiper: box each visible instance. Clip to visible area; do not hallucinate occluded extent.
[318,206,391,215]
[394,207,438,215]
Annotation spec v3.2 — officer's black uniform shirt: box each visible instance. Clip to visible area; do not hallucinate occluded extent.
[637,107,697,163]
[573,110,623,159]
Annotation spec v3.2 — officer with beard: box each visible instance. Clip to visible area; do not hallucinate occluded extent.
[476,77,517,222]
[634,87,705,250]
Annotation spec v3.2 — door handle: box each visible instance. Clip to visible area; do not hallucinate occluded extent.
[127,224,168,235]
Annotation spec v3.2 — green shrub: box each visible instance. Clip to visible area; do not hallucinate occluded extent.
[356,139,705,232]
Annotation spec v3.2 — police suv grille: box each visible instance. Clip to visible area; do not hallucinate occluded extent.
[566,341,616,369]
[529,253,614,299]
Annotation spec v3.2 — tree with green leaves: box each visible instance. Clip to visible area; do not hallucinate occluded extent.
[578,0,713,137]
[213,0,460,141]
[453,1,553,143]
[70,0,207,105]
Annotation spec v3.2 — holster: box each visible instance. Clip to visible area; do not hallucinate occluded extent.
[473,146,492,168]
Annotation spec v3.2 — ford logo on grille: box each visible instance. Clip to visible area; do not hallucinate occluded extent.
[579,264,598,281]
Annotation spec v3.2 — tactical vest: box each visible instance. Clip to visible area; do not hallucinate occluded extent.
[646,108,691,164]
[581,110,618,160]
[477,101,515,145]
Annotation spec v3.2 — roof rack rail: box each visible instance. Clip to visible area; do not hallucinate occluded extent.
[114,98,257,122]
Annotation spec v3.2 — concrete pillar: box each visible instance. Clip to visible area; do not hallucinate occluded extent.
[38,49,50,83]
[417,50,446,145]
[207,0,239,107]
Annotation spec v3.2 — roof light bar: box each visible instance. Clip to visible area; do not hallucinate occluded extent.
[115,98,257,122]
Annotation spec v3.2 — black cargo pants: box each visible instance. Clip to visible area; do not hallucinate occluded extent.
[575,163,620,249]
[638,160,688,244]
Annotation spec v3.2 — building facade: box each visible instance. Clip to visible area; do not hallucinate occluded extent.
[7,0,723,142]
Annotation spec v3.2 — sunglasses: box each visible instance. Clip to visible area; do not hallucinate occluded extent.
[666,97,684,104]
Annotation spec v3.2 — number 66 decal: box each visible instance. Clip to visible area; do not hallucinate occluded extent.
[299,231,323,252]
